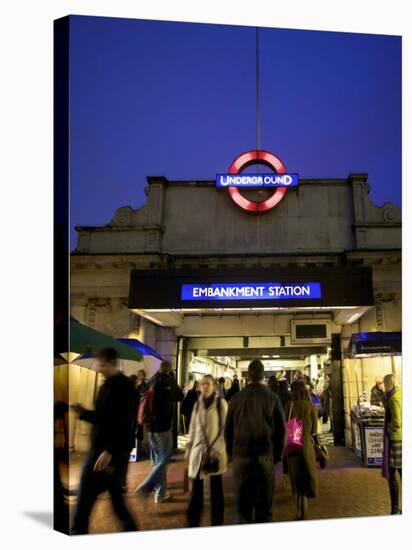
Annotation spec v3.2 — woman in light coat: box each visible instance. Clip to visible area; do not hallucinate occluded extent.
[185,374,228,527]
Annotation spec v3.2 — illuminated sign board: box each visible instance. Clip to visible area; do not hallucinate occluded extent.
[129,267,374,310]
[181,282,321,301]
[216,173,299,188]
[220,150,297,213]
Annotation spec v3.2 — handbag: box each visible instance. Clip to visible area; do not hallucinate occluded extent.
[199,397,223,475]
[313,440,328,468]
[284,402,303,456]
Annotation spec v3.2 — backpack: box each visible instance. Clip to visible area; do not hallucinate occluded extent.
[137,386,155,426]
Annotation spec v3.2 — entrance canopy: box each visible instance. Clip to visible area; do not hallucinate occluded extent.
[129,267,374,325]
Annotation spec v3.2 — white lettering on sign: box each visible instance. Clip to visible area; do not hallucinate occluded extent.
[268,285,311,297]
[182,282,322,301]
[218,174,295,186]
[364,427,384,464]
[193,285,312,298]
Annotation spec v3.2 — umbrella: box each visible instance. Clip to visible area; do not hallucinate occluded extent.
[78,337,163,362]
[54,317,143,362]
[118,338,163,361]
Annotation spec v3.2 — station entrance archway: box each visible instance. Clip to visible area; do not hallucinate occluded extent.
[128,266,375,446]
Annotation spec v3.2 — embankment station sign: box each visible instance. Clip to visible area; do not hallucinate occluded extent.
[128,267,374,311]
[181,282,321,301]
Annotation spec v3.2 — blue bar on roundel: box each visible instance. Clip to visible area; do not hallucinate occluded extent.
[181,282,321,301]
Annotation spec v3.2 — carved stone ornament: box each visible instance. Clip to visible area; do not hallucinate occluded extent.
[110,206,133,226]
[382,204,401,223]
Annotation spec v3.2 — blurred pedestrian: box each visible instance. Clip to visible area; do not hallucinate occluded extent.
[316,374,324,395]
[185,375,227,527]
[294,370,305,382]
[71,348,138,534]
[268,375,279,395]
[382,374,402,514]
[135,369,148,460]
[285,380,319,520]
[216,377,227,400]
[225,359,285,524]
[134,361,184,503]
[277,379,293,487]
[322,374,332,428]
[226,377,240,402]
[54,401,69,533]
[309,383,323,419]
[181,380,200,433]
[277,379,292,411]
[120,373,140,492]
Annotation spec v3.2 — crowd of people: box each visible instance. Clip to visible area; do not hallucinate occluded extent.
[69,348,402,533]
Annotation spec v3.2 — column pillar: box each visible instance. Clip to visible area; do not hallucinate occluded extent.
[331,333,345,446]
[310,354,318,381]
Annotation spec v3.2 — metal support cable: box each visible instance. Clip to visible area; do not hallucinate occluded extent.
[256,27,261,153]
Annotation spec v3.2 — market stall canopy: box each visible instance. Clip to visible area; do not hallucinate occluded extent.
[54,317,143,362]
[347,332,401,358]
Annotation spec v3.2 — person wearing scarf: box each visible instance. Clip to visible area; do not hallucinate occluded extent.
[381,374,402,514]
[185,375,228,527]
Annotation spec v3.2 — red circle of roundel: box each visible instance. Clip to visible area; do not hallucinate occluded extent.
[227,150,288,212]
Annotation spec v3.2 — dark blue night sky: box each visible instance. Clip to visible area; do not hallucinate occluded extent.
[69,16,401,247]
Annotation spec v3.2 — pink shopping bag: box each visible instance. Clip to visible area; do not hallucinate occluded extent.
[284,403,303,456]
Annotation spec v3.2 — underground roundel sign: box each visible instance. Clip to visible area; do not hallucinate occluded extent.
[216,150,298,213]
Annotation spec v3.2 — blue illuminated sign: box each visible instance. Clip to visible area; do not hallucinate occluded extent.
[181,282,321,301]
[216,173,299,188]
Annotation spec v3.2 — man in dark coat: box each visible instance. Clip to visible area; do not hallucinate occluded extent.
[134,361,184,503]
[225,359,286,523]
[71,348,138,534]
[226,377,240,402]
[180,380,199,433]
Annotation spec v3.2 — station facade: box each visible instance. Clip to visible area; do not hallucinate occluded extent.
[70,169,401,449]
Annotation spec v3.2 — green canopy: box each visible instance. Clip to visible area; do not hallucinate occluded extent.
[54,317,143,363]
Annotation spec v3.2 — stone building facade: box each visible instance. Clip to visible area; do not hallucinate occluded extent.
[70,172,401,448]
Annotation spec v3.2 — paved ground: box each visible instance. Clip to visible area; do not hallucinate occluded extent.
[60,425,400,534]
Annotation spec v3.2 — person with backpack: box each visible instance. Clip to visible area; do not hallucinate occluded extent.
[134,361,184,503]
[185,375,228,527]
